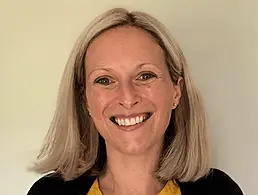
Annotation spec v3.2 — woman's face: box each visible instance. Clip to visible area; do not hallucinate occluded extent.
[85,26,181,155]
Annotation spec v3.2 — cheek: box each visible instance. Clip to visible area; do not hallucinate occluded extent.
[145,80,174,108]
[86,88,111,117]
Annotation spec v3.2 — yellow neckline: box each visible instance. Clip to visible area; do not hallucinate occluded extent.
[87,179,181,195]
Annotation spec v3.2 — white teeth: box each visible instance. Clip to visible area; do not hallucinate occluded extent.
[113,113,151,127]
[130,118,136,125]
[117,119,121,126]
[121,119,125,126]
[136,116,140,123]
[125,118,130,126]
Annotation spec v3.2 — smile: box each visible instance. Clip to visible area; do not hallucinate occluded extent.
[110,112,153,127]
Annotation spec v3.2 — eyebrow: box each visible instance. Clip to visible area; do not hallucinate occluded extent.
[88,68,114,78]
[138,62,160,69]
[87,62,161,78]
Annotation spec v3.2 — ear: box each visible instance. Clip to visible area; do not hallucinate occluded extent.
[85,99,91,113]
[172,77,183,109]
[86,101,92,116]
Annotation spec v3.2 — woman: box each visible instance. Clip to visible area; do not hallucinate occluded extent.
[27,8,243,195]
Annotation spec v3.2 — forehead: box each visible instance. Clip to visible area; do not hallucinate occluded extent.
[85,26,165,68]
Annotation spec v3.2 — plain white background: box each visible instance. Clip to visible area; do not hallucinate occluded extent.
[1,0,257,194]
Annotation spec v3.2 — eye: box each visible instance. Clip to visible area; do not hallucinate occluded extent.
[137,72,157,81]
[94,77,113,85]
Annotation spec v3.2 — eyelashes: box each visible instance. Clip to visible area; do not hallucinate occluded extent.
[94,76,114,85]
[94,72,157,86]
[137,72,157,81]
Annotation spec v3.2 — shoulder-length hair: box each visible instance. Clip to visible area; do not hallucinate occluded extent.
[31,8,210,182]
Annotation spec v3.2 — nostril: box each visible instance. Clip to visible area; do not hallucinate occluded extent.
[132,101,139,106]
[119,100,139,108]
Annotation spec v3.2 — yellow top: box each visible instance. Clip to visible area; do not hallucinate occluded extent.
[87,179,181,195]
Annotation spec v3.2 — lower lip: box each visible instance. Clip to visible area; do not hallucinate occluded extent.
[113,117,152,131]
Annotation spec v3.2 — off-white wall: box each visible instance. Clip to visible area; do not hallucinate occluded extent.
[1,0,257,194]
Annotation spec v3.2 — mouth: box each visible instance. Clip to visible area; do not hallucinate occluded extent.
[109,112,153,127]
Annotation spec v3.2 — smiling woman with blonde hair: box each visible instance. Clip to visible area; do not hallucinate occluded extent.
[27,8,243,195]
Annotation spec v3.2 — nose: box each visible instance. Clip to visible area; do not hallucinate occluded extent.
[117,82,141,109]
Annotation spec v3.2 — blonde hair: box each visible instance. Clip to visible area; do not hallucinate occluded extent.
[31,8,210,182]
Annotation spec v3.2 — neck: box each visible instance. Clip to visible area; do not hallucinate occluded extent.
[99,143,165,195]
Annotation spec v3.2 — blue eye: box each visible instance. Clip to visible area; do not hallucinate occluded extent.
[94,77,113,85]
[138,72,156,81]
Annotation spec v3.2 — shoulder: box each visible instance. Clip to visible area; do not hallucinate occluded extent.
[27,173,65,195]
[178,168,244,195]
[27,172,96,195]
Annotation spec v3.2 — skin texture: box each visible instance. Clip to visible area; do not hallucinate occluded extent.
[85,26,182,195]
